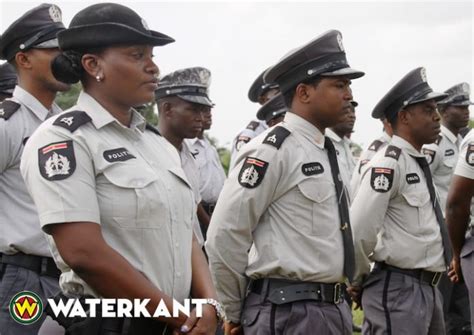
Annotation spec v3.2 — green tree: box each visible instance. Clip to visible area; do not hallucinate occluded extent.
[205,133,231,175]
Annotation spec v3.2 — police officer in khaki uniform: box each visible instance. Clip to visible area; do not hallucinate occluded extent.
[423,83,472,335]
[20,4,220,334]
[350,118,393,198]
[206,30,364,335]
[0,4,69,334]
[326,100,357,198]
[447,129,474,333]
[229,69,279,170]
[155,66,216,247]
[0,63,17,102]
[350,67,451,335]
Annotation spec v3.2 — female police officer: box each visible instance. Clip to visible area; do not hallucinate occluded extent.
[20,3,220,334]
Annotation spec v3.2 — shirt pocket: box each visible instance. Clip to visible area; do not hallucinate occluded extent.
[401,190,431,232]
[99,163,169,229]
[442,157,456,169]
[295,178,337,237]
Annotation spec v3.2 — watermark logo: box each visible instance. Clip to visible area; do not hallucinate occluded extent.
[9,291,43,325]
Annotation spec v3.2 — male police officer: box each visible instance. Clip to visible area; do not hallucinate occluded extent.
[447,128,474,333]
[229,69,279,170]
[326,100,357,197]
[156,67,214,246]
[0,63,17,102]
[350,117,393,198]
[350,67,450,334]
[206,30,364,334]
[423,83,472,335]
[0,4,69,334]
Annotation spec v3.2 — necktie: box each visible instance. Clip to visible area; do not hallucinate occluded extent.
[325,137,355,281]
[413,155,452,268]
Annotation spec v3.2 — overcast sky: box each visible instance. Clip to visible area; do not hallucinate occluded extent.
[1,0,472,149]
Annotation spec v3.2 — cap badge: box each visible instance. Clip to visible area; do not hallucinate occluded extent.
[337,33,345,52]
[420,68,427,82]
[49,5,62,23]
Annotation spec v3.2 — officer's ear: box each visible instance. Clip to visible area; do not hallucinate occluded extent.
[81,53,102,81]
[294,83,312,104]
[14,51,33,70]
[398,108,411,126]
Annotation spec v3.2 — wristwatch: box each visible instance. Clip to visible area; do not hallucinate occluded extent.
[204,298,225,321]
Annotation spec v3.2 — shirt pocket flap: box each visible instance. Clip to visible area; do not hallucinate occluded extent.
[443,158,456,168]
[297,178,333,203]
[402,191,430,207]
[103,163,157,189]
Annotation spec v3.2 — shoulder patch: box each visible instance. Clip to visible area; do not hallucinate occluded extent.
[246,121,259,131]
[435,135,443,145]
[444,149,455,157]
[368,140,383,152]
[38,141,76,181]
[238,156,268,188]
[0,100,20,120]
[371,167,394,193]
[235,135,251,151]
[466,143,474,166]
[262,126,291,149]
[422,148,436,165]
[384,145,401,160]
[146,123,161,136]
[53,111,91,132]
[406,173,420,184]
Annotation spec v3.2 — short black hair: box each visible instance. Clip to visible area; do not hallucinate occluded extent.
[283,76,322,109]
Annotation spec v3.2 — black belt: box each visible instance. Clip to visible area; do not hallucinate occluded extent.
[249,278,344,304]
[0,252,61,279]
[202,202,216,215]
[374,262,443,287]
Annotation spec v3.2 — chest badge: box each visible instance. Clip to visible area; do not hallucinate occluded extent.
[302,162,324,176]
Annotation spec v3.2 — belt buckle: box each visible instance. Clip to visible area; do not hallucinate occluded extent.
[333,283,343,304]
[431,272,442,286]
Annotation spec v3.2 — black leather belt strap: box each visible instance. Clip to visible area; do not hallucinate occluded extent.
[374,262,443,287]
[249,278,344,305]
[0,252,61,279]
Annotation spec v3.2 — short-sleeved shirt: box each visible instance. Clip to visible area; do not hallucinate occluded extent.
[326,128,356,198]
[180,141,205,246]
[350,132,391,198]
[422,125,463,213]
[185,137,226,204]
[453,129,474,226]
[351,135,446,285]
[206,112,346,322]
[20,92,195,302]
[0,86,61,256]
[229,119,267,171]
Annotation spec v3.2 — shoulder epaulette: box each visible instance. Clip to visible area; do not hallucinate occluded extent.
[384,145,401,160]
[246,121,259,131]
[0,100,20,120]
[435,135,443,145]
[262,126,291,149]
[53,111,91,132]
[146,123,161,136]
[368,140,383,152]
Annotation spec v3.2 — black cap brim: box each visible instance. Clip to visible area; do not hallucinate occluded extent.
[320,67,365,79]
[410,91,448,105]
[177,94,214,108]
[58,23,174,50]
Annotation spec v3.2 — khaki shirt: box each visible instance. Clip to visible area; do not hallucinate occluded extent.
[206,112,345,322]
[21,92,195,301]
[0,86,61,256]
[350,132,391,199]
[351,135,446,285]
[326,128,356,198]
[423,125,462,213]
[453,129,474,226]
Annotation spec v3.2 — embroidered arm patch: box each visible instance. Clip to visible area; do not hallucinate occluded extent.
[238,157,268,188]
[39,140,76,180]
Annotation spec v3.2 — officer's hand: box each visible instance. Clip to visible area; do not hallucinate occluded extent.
[347,285,363,310]
[224,321,242,335]
[448,257,462,283]
[180,305,217,335]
